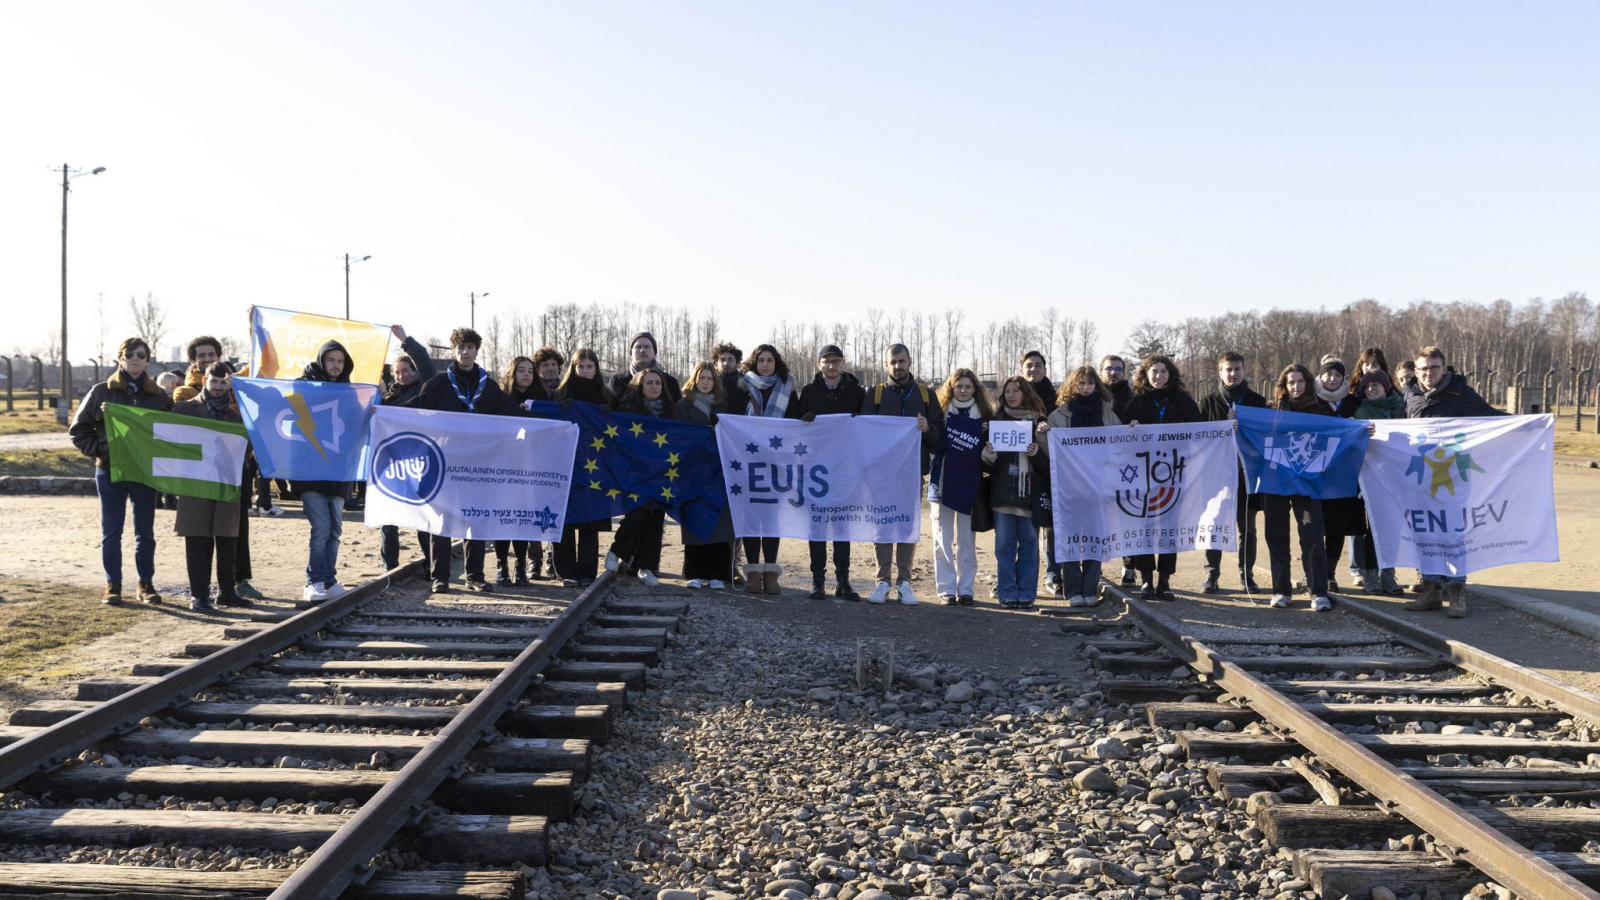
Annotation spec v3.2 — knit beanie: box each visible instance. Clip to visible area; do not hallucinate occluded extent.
[630,332,658,354]
[1319,358,1347,379]
[1358,370,1393,394]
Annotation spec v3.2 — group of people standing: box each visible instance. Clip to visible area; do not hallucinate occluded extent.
[74,323,1500,619]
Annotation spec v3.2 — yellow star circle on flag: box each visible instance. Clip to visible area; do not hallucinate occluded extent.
[606,488,621,499]
[628,493,640,502]
[665,467,680,481]
[583,458,599,474]
[604,425,619,438]
[629,422,645,437]
[590,437,606,451]
[660,486,674,501]
[667,452,680,465]
[653,432,669,447]
[589,479,602,491]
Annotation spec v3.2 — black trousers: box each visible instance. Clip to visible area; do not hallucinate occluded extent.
[234,491,252,583]
[429,534,484,583]
[612,509,665,573]
[743,536,779,565]
[1131,553,1176,580]
[684,541,733,581]
[809,540,850,582]
[494,540,542,568]
[1206,483,1259,579]
[186,536,237,603]
[555,527,599,581]
[381,525,429,571]
[1262,494,1328,597]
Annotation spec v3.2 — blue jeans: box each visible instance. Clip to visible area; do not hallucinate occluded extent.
[1059,559,1102,599]
[95,468,156,586]
[993,512,1039,603]
[302,491,345,586]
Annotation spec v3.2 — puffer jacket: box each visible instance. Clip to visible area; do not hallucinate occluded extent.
[1406,371,1503,418]
[170,363,206,403]
[69,368,175,468]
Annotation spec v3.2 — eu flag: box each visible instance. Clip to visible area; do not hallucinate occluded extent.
[1235,405,1370,499]
[233,377,381,481]
[525,400,727,539]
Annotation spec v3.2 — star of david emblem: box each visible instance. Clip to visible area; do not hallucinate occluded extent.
[1119,464,1138,484]
[769,435,784,449]
[533,506,559,530]
[794,442,808,456]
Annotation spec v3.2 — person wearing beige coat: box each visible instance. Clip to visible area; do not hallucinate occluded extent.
[1039,366,1122,607]
[170,363,252,611]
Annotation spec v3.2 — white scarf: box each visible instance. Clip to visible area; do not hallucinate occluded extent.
[743,372,794,418]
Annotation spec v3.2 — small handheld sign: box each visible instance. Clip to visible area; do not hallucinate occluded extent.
[988,420,1033,452]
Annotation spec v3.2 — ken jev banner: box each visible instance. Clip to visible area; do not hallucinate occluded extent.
[1049,422,1239,562]
[715,413,923,543]
[1360,414,1558,577]
[363,406,579,541]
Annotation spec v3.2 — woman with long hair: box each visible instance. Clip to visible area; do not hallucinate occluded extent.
[1352,368,1406,595]
[737,344,803,595]
[493,356,545,585]
[930,368,993,605]
[1040,365,1122,606]
[676,360,736,590]
[1262,363,1334,612]
[1121,355,1202,600]
[605,368,679,586]
[552,348,612,587]
[984,376,1048,609]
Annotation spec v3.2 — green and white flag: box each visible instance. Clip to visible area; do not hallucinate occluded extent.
[106,404,249,502]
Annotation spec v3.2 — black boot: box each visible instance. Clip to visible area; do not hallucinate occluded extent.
[809,578,827,600]
[1156,576,1176,601]
[835,579,861,602]
[514,559,529,585]
[495,559,512,585]
[1202,571,1220,594]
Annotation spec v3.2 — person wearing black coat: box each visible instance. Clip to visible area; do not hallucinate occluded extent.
[1261,364,1334,612]
[1314,357,1365,591]
[1021,351,1060,593]
[796,345,866,600]
[607,332,682,409]
[1121,355,1204,600]
[379,324,437,572]
[1403,346,1507,618]
[552,349,613,587]
[605,369,678,585]
[676,361,738,590]
[860,343,946,604]
[1197,351,1267,595]
[290,339,358,603]
[1100,354,1138,583]
[70,336,174,605]
[492,356,550,586]
[406,327,520,593]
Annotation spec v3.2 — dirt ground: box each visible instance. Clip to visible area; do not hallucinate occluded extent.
[1,461,1596,719]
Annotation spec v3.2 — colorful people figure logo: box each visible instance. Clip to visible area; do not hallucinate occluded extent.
[1405,433,1486,498]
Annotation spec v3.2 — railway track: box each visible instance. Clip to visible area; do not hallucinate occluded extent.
[1087,582,1600,899]
[0,554,686,899]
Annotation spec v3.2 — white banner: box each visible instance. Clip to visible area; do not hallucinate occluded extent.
[1360,414,1558,577]
[1049,422,1239,562]
[716,413,923,543]
[364,406,579,541]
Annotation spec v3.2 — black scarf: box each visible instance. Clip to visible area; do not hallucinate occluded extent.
[1066,394,1104,428]
[560,374,607,406]
[203,390,232,419]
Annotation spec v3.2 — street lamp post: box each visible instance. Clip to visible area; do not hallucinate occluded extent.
[343,253,372,319]
[60,164,106,423]
[469,291,490,330]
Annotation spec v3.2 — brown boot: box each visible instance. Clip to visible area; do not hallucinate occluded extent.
[1445,583,1468,618]
[137,582,162,605]
[763,565,782,595]
[102,582,123,606]
[744,564,766,595]
[1405,582,1442,611]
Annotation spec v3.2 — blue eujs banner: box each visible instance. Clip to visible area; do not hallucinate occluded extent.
[524,400,727,540]
[1234,405,1369,500]
[233,377,381,481]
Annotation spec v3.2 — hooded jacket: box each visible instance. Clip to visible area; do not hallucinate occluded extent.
[69,367,175,468]
[290,340,357,498]
[1406,371,1503,419]
[798,370,866,419]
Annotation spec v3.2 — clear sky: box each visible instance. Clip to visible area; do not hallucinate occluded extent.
[4,1,1596,364]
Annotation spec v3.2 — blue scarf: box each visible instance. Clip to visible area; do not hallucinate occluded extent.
[742,372,793,418]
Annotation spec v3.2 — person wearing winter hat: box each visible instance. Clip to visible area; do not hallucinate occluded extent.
[1352,369,1405,595]
[1314,356,1364,592]
[291,339,357,603]
[608,332,682,408]
[797,345,866,600]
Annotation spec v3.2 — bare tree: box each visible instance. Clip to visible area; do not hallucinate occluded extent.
[128,293,170,361]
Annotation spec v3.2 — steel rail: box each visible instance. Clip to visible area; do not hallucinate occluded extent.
[0,557,431,790]
[269,570,618,900]
[1115,588,1600,900]
[1333,594,1600,725]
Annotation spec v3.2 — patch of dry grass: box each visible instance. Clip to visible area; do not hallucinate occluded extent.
[0,408,71,436]
[0,578,142,681]
[0,449,93,477]
[1552,426,1600,460]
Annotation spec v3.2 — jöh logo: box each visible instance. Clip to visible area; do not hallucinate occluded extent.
[1115,448,1187,518]
[371,432,446,505]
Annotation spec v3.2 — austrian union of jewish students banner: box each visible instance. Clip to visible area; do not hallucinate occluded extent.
[1049,422,1238,562]
[363,406,579,541]
[1360,414,1557,577]
[716,413,922,543]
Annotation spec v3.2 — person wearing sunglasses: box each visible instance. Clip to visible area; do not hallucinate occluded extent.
[71,336,174,606]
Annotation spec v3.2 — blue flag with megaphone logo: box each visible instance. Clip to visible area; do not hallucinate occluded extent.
[1235,405,1369,499]
[233,377,382,481]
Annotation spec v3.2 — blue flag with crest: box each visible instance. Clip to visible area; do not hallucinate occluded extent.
[1235,405,1369,499]
[524,400,727,540]
[233,377,382,481]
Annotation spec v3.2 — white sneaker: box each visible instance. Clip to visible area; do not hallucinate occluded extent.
[638,569,659,587]
[868,582,891,604]
[687,579,706,589]
[1312,595,1333,612]
[324,582,348,599]
[248,506,261,517]
[708,579,727,590]
[897,581,919,606]
[1269,594,1291,609]
[1067,594,1086,607]
[604,552,621,573]
[265,506,285,518]
[1083,591,1104,607]
[302,583,329,602]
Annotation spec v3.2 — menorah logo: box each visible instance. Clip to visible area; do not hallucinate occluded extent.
[371,432,445,505]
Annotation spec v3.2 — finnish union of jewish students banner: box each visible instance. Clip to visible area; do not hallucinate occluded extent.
[716,413,922,543]
[1049,422,1239,562]
[1359,414,1558,577]
[363,406,579,541]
